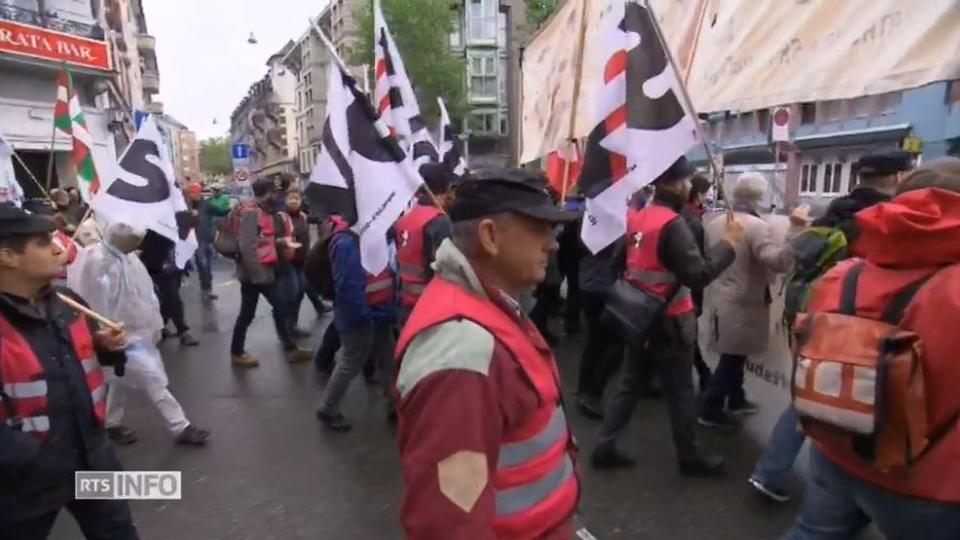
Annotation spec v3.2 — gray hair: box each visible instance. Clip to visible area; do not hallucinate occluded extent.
[733,172,767,203]
[451,218,483,258]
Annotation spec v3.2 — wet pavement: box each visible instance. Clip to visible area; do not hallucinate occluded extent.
[50,259,808,540]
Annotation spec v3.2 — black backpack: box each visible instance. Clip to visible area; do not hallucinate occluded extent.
[304,221,344,301]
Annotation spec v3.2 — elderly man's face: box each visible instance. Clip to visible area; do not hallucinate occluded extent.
[477,212,558,293]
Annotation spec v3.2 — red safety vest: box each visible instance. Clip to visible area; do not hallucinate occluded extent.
[395,204,443,309]
[396,278,579,539]
[328,215,395,307]
[624,205,695,317]
[257,210,295,266]
[0,311,107,441]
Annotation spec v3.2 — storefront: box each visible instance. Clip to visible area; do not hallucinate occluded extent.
[0,10,119,198]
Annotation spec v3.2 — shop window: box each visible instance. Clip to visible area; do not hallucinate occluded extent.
[800,102,816,125]
[800,163,817,195]
[821,162,843,194]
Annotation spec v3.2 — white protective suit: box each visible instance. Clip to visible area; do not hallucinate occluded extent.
[67,223,190,434]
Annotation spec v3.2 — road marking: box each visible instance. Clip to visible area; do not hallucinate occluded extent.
[214,279,238,288]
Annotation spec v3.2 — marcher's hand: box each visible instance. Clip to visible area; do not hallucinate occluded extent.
[95,326,128,352]
[789,203,812,227]
[724,214,745,246]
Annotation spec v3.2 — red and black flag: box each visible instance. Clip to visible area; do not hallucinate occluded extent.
[579,1,699,253]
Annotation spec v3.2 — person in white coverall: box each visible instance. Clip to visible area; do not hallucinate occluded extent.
[67,222,210,446]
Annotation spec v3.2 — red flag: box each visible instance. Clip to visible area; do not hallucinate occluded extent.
[545,146,582,196]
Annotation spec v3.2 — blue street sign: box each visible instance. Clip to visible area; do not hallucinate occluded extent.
[231,143,250,161]
[134,111,150,130]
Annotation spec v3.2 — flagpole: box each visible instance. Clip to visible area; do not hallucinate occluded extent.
[644,0,732,213]
[561,0,590,207]
[681,0,709,87]
[45,66,66,191]
[307,17,447,214]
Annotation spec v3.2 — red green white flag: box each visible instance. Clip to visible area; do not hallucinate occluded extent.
[54,70,100,203]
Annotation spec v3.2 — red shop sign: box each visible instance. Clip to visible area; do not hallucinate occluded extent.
[0,19,112,71]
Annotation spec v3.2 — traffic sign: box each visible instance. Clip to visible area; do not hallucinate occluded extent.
[231,143,250,161]
[233,168,250,186]
[771,106,791,142]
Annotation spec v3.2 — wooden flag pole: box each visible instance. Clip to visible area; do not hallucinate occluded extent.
[561,0,590,207]
[644,0,732,214]
[56,292,124,332]
[307,17,447,214]
[681,0,709,87]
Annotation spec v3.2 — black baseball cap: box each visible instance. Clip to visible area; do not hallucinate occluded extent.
[0,202,57,239]
[652,157,695,186]
[418,162,455,194]
[856,151,914,176]
[449,168,579,223]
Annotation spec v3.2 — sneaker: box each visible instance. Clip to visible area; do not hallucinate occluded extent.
[174,425,210,446]
[748,476,791,503]
[231,354,260,368]
[591,445,636,470]
[316,410,352,432]
[576,394,604,420]
[179,332,200,347]
[679,454,726,477]
[106,425,138,445]
[727,399,761,416]
[698,411,742,429]
[286,348,312,364]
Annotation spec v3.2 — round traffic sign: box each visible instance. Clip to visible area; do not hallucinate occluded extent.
[234,169,249,183]
[773,107,790,127]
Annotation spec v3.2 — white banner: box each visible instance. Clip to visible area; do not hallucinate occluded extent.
[93,116,197,268]
[0,130,24,207]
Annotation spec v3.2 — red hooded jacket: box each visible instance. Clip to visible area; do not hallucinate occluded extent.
[808,188,960,503]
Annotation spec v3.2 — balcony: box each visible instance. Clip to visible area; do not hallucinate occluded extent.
[0,4,103,40]
[146,101,164,114]
[137,34,156,53]
[142,69,160,94]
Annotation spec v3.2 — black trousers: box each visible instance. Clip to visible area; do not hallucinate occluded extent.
[153,271,188,334]
[314,322,341,372]
[577,290,624,399]
[230,281,295,356]
[562,267,581,333]
[530,283,562,337]
[597,318,702,462]
[0,499,138,540]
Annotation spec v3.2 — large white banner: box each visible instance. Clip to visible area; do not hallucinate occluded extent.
[521,0,960,163]
[0,131,24,207]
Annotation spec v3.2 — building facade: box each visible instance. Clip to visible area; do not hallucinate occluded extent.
[283,9,333,177]
[450,0,526,167]
[158,114,200,183]
[695,81,960,213]
[229,41,298,181]
[0,0,170,198]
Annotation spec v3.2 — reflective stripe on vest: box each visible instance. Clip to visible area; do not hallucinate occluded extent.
[624,206,695,317]
[0,302,107,440]
[397,277,579,538]
[366,270,394,307]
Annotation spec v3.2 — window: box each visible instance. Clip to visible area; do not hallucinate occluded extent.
[499,112,509,136]
[800,102,816,125]
[848,96,870,118]
[756,109,770,134]
[467,0,497,42]
[800,163,817,195]
[821,162,843,194]
[877,91,902,113]
[848,163,859,189]
[497,11,507,47]
[468,110,505,135]
[468,51,498,100]
[820,100,842,122]
[498,56,507,103]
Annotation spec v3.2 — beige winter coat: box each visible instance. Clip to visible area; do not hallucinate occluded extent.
[703,211,799,356]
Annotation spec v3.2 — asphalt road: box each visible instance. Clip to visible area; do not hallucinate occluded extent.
[50,258,807,540]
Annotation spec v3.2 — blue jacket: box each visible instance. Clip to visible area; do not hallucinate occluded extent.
[330,232,396,333]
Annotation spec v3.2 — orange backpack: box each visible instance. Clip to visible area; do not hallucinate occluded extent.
[792,262,943,471]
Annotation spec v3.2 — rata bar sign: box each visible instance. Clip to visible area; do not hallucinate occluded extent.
[0,19,112,71]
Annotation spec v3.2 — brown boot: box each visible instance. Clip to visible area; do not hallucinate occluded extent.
[286,348,312,364]
[232,354,259,367]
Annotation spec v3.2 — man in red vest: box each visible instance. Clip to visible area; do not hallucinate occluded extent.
[395,170,582,539]
[394,163,454,327]
[782,158,960,540]
[0,203,138,538]
[591,157,743,475]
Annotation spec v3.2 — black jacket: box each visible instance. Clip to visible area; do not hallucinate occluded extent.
[681,207,707,314]
[812,186,892,242]
[613,191,735,341]
[0,288,126,520]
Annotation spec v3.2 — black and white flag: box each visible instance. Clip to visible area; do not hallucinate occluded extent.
[306,63,423,275]
[93,115,198,268]
[374,0,437,169]
[579,1,699,253]
[437,97,466,176]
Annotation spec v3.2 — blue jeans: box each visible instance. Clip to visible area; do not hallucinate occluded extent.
[194,242,215,292]
[783,447,960,540]
[752,406,806,491]
[703,353,747,415]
